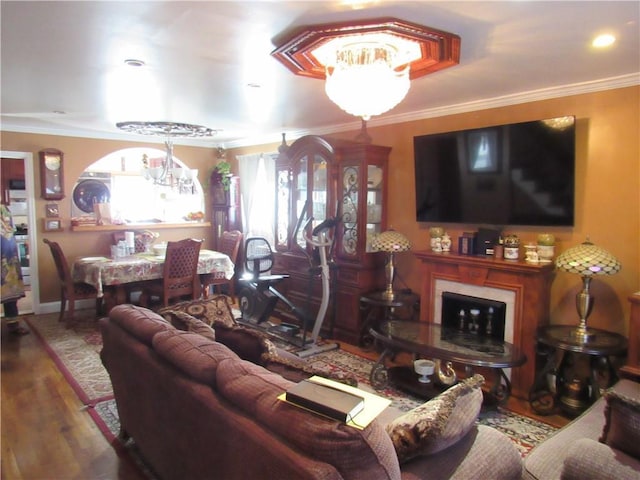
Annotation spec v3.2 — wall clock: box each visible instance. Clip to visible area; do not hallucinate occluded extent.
[39,149,65,200]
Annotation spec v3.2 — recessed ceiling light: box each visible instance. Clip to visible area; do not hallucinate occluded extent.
[53,110,66,115]
[592,34,616,48]
[124,58,145,67]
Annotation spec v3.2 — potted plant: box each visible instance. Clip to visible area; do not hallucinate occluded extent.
[210,160,232,190]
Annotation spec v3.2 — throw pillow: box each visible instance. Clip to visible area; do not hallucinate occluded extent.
[599,389,640,459]
[261,350,358,386]
[158,295,237,329]
[214,324,279,365]
[170,310,216,341]
[385,374,485,464]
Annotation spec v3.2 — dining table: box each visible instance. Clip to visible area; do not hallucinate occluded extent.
[72,249,235,312]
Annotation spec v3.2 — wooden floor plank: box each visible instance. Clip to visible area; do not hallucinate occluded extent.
[1,317,146,480]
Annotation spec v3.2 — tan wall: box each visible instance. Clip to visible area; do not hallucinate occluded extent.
[0,132,225,303]
[230,86,640,335]
[3,87,638,332]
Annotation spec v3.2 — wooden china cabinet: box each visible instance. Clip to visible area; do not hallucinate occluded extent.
[273,135,390,343]
[209,172,242,250]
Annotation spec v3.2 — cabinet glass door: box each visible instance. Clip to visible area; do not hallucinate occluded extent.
[366,165,384,252]
[295,156,309,248]
[341,165,359,256]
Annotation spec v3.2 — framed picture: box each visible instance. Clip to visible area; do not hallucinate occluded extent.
[43,218,63,231]
[466,129,500,173]
[45,203,59,218]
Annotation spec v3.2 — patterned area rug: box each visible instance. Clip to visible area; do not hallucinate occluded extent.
[27,310,557,459]
[25,311,113,405]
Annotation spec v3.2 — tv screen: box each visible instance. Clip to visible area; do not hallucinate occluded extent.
[414,116,576,226]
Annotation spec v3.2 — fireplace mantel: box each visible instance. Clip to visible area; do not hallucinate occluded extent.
[413,250,555,400]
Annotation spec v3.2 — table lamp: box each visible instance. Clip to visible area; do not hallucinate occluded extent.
[371,230,411,300]
[555,238,621,342]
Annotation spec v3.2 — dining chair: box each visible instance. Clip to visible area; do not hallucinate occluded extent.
[112,231,146,253]
[43,238,102,328]
[139,238,202,308]
[201,230,243,302]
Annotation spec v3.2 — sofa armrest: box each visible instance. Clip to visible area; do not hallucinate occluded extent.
[561,438,640,480]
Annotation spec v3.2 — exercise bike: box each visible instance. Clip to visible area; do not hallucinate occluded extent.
[237,215,339,358]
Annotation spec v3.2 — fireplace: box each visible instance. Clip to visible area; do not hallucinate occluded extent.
[413,250,555,400]
[441,292,506,341]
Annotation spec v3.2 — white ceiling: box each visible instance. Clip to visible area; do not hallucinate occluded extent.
[1,1,639,148]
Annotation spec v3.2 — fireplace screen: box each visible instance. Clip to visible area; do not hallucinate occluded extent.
[441,292,506,341]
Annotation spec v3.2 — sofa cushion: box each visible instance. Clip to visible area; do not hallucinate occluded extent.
[600,389,640,459]
[216,358,401,480]
[152,329,239,385]
[108,304,171,345]
[169,310,216,341]
[385,374,484,464]
[158,295,237,329]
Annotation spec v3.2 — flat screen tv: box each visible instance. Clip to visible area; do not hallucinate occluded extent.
[414,116,576,226]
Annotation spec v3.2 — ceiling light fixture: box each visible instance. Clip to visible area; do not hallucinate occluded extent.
[116,121,218,193]
[592,34,616,48]
[272,18,460,121]
[124,58,146,67]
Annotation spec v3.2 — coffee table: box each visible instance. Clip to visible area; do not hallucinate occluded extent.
[369,320,527,403]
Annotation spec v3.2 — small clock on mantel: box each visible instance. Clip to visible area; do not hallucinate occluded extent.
[39,149,65,200]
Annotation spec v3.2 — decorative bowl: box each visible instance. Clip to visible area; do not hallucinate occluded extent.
[414,359,435,384]
[153,243,168,257]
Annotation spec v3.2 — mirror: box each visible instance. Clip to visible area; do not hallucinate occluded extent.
[72,147,205,224]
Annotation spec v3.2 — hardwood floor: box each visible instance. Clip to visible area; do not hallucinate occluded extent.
[1,313,568,480]
[1,317,146,480]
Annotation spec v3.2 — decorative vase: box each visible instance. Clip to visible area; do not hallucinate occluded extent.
[441,233,452,252]
[537,245,555,263]
[431,237,442,252]
[537,233,555,263]
[503,234,520,260]
[525,243,539,263]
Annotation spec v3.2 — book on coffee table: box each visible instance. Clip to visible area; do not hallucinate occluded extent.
[279,376,392,429]
[285,379,365,422]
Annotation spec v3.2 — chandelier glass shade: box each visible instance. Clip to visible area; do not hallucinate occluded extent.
[116,121,216,193]
[272,18,461,122]
[324,42,411,120]
[372,230,411,300]
[555,238,621,342]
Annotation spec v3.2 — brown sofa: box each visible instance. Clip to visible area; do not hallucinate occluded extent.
[100,302,523,480]
[523,378,640,479]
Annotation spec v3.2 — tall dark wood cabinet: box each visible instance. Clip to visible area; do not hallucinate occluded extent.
[210,172,242,250]
[272,135,390,343]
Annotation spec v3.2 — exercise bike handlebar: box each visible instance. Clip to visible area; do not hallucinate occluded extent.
[305,217,336,247]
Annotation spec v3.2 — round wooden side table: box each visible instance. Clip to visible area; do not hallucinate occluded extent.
[530,324,627,416]
[359,291,419,349]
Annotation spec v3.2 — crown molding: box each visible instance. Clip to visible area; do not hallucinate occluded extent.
[2,73,638,149]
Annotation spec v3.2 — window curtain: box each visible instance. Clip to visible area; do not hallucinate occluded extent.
[237,152,277,246]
